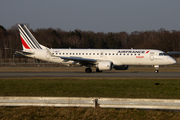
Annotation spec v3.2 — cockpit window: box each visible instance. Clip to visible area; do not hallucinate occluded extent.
[163,53,168,56]
[159,53,168,56]
[159,53,163,56]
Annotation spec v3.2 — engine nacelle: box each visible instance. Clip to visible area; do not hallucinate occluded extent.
[114,65,129,70]
[96,61,113,70]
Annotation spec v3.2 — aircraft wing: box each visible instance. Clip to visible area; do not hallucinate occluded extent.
[60,56,97,66]
[46,48,97,65]
[60,56,97,62]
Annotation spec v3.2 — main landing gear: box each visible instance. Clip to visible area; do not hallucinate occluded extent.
[154,65,159,73]
[85,68,92,73]
[96,68,102,73]
[85,68,103,73]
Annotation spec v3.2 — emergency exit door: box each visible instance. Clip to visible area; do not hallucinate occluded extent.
[150,52,154,61]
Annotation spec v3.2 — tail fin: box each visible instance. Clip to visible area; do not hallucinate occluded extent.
[18,24,46,50]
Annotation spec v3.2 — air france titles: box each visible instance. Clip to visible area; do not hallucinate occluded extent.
[117,50,146,59]
[117,50,145,54]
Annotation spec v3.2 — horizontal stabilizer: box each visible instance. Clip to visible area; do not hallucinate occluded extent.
[15,51,34,55]
[5,48,34,55]
[5,48,19,51]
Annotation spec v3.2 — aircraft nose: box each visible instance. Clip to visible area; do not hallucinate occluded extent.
[170,58,176,64]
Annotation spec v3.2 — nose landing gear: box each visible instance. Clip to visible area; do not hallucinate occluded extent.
[154,65,159,73]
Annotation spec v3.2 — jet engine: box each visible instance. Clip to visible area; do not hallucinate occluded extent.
[96,61,113,70]
[114,65,129,70]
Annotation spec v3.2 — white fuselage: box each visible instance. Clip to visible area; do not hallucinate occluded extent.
[25,49,176,66]
[17,24,176,73]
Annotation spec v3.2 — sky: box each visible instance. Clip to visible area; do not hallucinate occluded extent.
[1,0,180,33]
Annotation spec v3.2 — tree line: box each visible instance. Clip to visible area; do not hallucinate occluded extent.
[0,24,180,58]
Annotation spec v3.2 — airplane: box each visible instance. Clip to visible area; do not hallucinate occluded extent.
[12,24,176,73]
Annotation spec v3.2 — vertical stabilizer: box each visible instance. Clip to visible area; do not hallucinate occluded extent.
[18,24,46,50]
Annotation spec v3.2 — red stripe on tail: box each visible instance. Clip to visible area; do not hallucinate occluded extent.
[20,37,30,49]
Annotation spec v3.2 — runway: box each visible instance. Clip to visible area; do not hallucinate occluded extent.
[0,71,180,78]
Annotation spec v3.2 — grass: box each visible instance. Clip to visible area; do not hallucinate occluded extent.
[0,107,180,119]
[1,77,180,99]
[1,77,180,119]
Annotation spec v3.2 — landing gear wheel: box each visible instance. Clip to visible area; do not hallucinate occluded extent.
[154,65,159,73]
[85,68,92,73]
[96,68,102,73]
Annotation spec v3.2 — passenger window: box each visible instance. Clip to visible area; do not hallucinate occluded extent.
[63,53,64,55]
[66,53,68,55]
[97,53,99,55]
[105,53,107,55]
[73,53,74,55]
[79,53,81,55]
[86,53,88,55]
[109,53,111,55]
[89,53,91,55]
[93,53,95,55]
